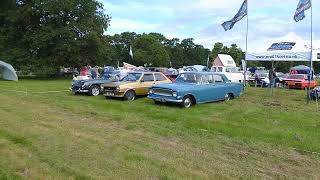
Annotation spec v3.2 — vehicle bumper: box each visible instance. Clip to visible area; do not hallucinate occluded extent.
[148,94,183,103]
[288,85,304,89]
[70,87,88,93]
[103,91,125,98]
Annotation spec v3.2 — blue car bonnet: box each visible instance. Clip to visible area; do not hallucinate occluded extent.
[152,82,198,91]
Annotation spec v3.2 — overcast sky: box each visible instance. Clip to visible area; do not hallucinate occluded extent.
[101,0,320,51]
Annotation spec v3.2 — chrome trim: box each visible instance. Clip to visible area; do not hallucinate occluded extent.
[152,88,173,97]
[70,88,89,93]
[148,96,183,103]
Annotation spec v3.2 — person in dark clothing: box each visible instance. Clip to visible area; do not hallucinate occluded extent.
[269,68,277,88]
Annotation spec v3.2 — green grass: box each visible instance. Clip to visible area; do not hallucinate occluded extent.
[0,79,319,179]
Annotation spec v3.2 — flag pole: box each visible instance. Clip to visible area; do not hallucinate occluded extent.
[307,0,313,104]
[244,0,249,90]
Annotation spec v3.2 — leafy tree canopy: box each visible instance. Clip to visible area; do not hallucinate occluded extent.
[0,0,110,76]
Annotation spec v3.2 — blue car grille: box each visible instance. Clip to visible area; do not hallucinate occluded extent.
[72,81,84,89]
[153,88,173,96]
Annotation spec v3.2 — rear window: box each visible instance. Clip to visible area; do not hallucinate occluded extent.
[142,74,155,82]
[154,73,167,81]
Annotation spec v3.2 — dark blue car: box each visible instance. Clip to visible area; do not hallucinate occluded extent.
[71,70,121,96]
[148,72,243,108]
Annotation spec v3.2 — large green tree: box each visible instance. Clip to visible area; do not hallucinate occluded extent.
[106,32,139,66]
[133,33,169,67]
[0,0,110,76]
[107,32,210,68]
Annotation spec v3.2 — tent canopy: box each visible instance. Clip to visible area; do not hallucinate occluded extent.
[0,60,18,81]
[246,41,320,62]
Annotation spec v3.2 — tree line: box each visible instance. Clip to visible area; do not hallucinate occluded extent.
[1,0,317,77]
[0,0,246,77]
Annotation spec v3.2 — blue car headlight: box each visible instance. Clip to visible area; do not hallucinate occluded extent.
[172,91,177,97]
[149,89,154,94]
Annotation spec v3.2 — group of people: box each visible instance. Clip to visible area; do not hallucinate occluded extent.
[254,68,278,88]
[79,66,101,79]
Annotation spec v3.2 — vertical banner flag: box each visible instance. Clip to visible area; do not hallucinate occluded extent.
[129,45,133,59]
[241,60,246,71]
[294,0,311,22]
[221,0,247,31]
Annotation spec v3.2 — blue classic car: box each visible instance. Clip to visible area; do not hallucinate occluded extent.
[148,72,243,108]
[71,70,122,96]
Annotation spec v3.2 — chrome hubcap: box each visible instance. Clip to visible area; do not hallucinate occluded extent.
[128,92,135,100]
[225,94,230,101]
[184,98,192,108]
[92,87,100,96]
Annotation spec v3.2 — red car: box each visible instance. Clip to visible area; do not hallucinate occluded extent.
[284,74,317,90]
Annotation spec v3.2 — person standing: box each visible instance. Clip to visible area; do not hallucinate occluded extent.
[269,67,277,88]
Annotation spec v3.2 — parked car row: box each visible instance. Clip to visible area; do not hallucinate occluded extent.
[70,71,244,108]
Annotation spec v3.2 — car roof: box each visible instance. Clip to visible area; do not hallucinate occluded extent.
[128,71,163,75]
[179,71,219,75]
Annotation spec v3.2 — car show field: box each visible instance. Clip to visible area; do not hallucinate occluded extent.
[0,79,320,179]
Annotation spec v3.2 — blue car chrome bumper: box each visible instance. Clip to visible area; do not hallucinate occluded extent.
[148,94,183,103]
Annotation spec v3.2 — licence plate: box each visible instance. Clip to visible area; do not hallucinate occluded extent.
[158,98,166,102]
[105,92,114,96]
[288,82,295,85]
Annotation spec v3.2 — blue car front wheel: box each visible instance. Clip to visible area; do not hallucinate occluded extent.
[224,93,234,102]
[181,96,193,108]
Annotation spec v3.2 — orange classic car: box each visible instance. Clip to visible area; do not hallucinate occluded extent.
[284,74,317,90]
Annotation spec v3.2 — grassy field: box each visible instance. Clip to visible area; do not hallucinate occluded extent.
[0,79,319,179]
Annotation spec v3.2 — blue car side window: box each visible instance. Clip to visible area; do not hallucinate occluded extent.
[213,75,224,83]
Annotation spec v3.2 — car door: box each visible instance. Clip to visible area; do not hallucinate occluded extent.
[137,73,155,95]
[199,74,223,102]
[194,74,219,103]
[212,74,228,100]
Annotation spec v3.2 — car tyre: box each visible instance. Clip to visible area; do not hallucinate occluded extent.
[88,85,100,96]
[225,93,233,101]
[154,100,161,105]
[124,90,136,101]
[181,95,193,108]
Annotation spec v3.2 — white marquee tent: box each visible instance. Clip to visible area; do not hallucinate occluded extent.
[0,60,18,81]
[246,41,320,62]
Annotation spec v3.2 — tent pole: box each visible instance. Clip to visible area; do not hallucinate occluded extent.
[316,91,319,111]
[307,0,313,104]
[244,0,249,91]
[271,61,274,96]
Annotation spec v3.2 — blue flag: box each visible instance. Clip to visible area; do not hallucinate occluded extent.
[222,0,247,31]
[294,0,311,22]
